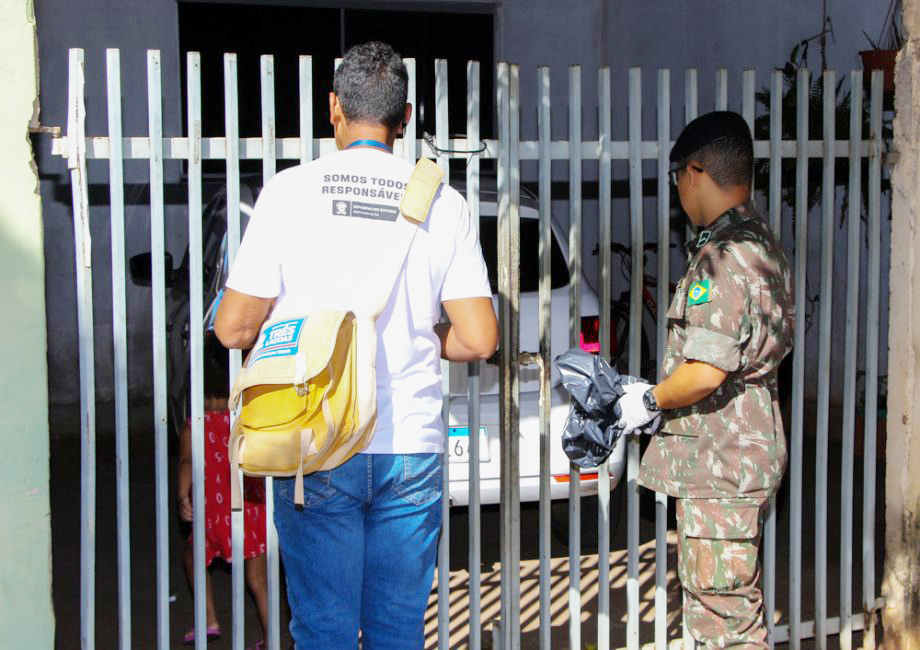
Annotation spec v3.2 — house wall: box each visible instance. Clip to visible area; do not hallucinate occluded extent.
[883,0,920,644]
[0,0,55,646]
[33,0,892,409]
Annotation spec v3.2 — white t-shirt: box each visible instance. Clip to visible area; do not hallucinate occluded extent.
[226,148,492,453]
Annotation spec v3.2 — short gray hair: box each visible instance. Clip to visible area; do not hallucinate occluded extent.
[334,41,408,129]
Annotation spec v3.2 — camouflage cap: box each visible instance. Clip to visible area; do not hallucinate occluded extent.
[669,110,752,163]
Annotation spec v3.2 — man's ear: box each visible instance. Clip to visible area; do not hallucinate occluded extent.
[688,161,703,188]
[329,92,342,126]
[398,103,413,135]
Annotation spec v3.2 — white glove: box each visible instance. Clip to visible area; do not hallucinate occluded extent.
[616,382,659,435]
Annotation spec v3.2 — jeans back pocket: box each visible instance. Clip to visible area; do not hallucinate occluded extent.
[393,454,443,507]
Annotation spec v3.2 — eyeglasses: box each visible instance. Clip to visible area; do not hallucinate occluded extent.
[669,164,704,186]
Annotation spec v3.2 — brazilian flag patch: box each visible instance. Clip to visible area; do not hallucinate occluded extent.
[687,279,711,306]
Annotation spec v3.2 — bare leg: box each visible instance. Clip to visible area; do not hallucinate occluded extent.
[245,554,269,638]
[184,542,220,629]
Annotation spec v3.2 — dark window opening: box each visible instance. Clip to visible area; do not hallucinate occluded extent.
[478,217,571,294]
[178,2,495,174]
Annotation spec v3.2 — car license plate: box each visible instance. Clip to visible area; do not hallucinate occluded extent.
[447,426,490,463]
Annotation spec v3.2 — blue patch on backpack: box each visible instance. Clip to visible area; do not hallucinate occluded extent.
[251,318,304,364]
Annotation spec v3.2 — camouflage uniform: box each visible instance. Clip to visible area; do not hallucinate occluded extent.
[638,202,794,649]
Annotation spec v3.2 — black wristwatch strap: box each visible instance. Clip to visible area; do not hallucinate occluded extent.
[643,387,659,412]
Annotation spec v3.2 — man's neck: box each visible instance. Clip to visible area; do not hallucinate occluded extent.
[339,125,397,151]
[698,188,750,227]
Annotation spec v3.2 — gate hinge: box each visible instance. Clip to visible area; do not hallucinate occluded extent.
[28,124,62,137]
[518,352,542,367]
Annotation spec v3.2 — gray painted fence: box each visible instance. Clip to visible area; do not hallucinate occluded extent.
[54,49,885,650]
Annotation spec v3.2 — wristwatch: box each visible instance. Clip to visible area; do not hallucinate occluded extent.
[642,387,660,412]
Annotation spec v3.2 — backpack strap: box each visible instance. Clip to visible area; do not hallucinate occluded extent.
[230,426,313,508]
[229,420,244,511]
[400,158,442,224]
[293,428,313,507]
[364,158,443,320]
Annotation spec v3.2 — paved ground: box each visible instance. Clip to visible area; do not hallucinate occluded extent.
[49,401,884,649]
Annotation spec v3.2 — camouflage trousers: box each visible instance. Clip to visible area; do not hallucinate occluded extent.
[676,496,769,649]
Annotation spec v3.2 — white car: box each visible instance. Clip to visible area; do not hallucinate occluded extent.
[444,183,626,509]
[134,176,626,522]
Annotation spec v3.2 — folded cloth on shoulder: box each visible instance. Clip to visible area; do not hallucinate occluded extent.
[554,348,661,468]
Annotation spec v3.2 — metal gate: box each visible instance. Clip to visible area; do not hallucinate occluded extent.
[54,48,887,649]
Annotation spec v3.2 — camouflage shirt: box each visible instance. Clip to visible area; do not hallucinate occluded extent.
[638,202,794,499]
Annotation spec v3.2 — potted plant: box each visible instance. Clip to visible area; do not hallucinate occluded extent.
[859,0,903,93]
[752,40,893,457]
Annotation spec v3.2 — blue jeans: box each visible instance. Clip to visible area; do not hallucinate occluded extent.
[273,453,443,649]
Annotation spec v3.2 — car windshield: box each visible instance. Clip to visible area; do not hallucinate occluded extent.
[478,216,570,294]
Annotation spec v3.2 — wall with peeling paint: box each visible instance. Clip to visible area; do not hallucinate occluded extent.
[884,0,920,644]
[0,0,54,645]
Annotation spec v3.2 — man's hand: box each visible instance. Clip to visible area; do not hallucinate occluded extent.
[616,382,659,434]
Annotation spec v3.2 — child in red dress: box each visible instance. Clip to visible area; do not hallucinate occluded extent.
[177,336,268,645]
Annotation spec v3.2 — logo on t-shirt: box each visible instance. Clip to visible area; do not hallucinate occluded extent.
[251,318,305,364]
[331,199,399,221]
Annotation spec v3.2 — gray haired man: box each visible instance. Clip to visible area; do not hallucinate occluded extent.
[215,41,497,648]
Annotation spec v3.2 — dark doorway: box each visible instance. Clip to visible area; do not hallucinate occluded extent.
[178,2,495,171]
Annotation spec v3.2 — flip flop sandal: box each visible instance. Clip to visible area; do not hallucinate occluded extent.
[182,625,221,645]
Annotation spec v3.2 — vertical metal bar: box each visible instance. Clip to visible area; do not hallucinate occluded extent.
[764,70,782,645]
[299,55,313,164]
[814,68,836,650]
[742,69,755,194]
[685,69,699,121]
[840,69,864,650]
[626,66,643,650]
[260,54,281,650]
[597,65,612,650]
[683,69,698,260]
[262,56,277,181]
[537,64,552,650]
[69,47,96,650]
[497,61,521,650]
[654,67,670,650]
[403,59,417,163]
[769,70,783,237]
[224,52,246,650]
[106,48,132,650]
[741,68,755,135]
[715,68,728,110]
[789,67,810,650]
[147,49,170,650]
[187,51,208,650]
[509,63,523,650]
[496,61,510,647]
[862,70,883,650]
[466,59,483,650]
[435,59,450,176]
[435,57,451,650]
[765,496,777,649]
[566,64,583,650]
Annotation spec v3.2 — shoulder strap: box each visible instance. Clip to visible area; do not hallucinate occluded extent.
[365,158,443,319]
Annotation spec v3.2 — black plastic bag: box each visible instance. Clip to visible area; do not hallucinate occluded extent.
[554,348,660,468]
